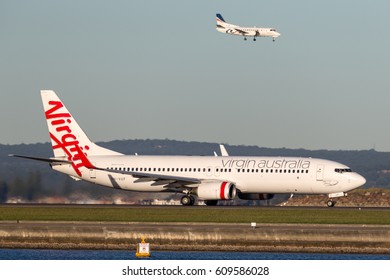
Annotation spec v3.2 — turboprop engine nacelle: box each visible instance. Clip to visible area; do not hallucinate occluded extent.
[196,182,236,200]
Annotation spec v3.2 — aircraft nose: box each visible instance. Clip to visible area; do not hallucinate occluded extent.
[351,173,366,188]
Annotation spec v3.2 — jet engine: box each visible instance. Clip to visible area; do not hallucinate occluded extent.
[238,193,275,200]
[196,182,236,200]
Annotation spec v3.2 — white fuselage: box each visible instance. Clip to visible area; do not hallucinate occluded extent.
[15,90,364,206]
[53,155,365,195]
[216,25,280,39]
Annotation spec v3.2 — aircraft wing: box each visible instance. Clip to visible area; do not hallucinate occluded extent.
[234,28,248,35]
[95,167,202,190]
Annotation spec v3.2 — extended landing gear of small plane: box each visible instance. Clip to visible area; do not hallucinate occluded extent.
[180,195,195,206]
[244,37,247,41]
[253,37,256,41]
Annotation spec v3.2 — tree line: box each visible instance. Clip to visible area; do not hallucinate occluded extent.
[2,139,390,203]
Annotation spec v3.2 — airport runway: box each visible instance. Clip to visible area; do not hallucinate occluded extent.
[2,219,389,231]
[1,220,390,254]
[2,203,390,211]
[2,203,390,254]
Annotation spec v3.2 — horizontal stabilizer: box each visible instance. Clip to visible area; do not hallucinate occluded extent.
[9,154,71,164]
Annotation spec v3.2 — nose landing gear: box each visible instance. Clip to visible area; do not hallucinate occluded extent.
[327,192,346,207]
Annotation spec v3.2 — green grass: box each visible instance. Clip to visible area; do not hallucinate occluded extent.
[1,206,390,225]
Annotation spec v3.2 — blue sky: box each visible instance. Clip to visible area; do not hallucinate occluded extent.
[1,1,390,151]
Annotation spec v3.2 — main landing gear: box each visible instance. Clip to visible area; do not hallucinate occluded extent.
[327,200,336,207]
[180,195,195,206]
[180,196,219,206]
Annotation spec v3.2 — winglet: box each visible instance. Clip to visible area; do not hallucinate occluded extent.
[219,144,229,156]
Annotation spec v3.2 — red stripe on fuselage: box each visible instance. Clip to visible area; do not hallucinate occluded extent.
[220,182,227,199]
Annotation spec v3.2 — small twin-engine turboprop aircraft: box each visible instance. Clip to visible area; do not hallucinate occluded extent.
[216,13,281,42]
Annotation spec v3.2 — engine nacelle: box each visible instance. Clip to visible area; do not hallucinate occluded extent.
[238,193,275,200]
[196,182,236,200]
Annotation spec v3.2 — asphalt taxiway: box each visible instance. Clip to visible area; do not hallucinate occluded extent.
[1,219,390,254]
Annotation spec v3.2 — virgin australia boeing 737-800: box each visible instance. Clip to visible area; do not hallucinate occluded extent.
[11,90,365,206]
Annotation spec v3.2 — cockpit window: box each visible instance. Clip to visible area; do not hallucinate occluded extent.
[335,168,352,173]
[270,29,276,31]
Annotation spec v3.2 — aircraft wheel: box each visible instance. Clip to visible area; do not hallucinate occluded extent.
[181,195,194,206]
[253,38,256,41]
[327,200,335,207]
[244,37,247,41]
